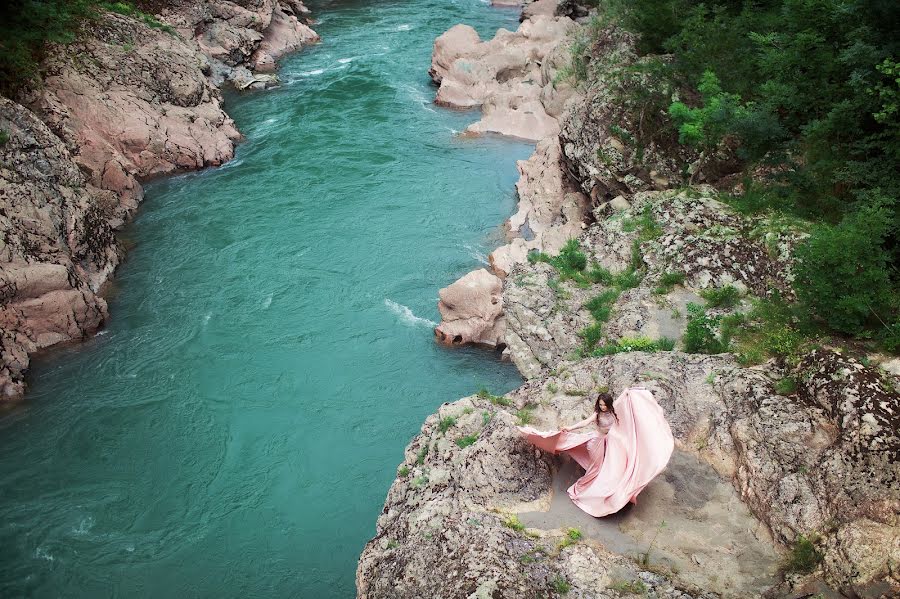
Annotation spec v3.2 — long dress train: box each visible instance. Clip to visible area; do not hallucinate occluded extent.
[517,388,674,517]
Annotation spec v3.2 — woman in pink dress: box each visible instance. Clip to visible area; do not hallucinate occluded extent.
[518,387,674,517]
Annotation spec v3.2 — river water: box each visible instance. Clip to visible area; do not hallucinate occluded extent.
[0,1,529,596]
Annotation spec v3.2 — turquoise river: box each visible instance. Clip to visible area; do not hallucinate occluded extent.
[0,1,532,596]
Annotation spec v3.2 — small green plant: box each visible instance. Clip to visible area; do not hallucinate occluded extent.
[782,534,823,574]
[455,433,479,448]
[556,527,583,550]
[683,303,729,354]
[398,465,410,477]
[386,540,399,549]
[438,416,457,434]
[0,129,9,146]
[549,574,571,594]
[775,376,797,395]
[502,514,525,532]
[546,382,558,394]
[415,445,429,465]
[476,388,511,406]
[622,206,663,241]
[701,285,741,308]
[481,411,492,426]
[591,336,675,357]
[516,407,534,426]
[462,407,473,415]
[412,475,429,488]
[639,520,667,566]
[654,271,685,295]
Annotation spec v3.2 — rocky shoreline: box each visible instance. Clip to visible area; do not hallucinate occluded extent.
[359,1,899,597]
[0,0,319,399]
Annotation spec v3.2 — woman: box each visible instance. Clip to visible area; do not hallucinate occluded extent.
[518,387,674,517]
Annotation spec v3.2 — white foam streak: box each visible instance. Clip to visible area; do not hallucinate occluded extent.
[384,299,437,328]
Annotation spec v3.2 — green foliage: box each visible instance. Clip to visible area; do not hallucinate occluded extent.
[516,407,534,426]
[549,574,571,594]
[591,336,675,357]
[782,534,823,575]
[683,303,728,354]
[722,296,816,365]
[793,203,896,335]
[438,416,457,434]
[455,434,478,448]
[701,285,741,308]
[415,445,429,465]
[502,514,525,532]
[398,465,409,477]
[0,1,175,93]
[481,411,492,426]
[476,388,511,406]
[775,376,798,395]
[0,129,9,146]
[622,206,663,241]
[654,271,685,294]
[596,0,900,340]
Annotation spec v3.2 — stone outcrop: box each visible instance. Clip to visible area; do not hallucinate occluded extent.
[0,98,115,398]
[368,5,900,597]
[429,15,577,141]
[359,348,900,596]
[432,2,592,344]
[0,1,318,399]
[489,137,589,278]
[434,269,506,347]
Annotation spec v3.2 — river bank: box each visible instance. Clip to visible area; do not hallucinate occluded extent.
[0,1,319,400]
[0,1,539,596]
[357,2,900,597]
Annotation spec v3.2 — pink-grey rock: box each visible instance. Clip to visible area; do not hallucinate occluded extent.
[434,269,506,347]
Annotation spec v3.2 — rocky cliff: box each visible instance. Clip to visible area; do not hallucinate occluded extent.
[0,0,318,399]
[361,2,900,597]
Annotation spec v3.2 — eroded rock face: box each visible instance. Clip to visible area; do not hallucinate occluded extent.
[28,12,242,219]
[359,348,900,596]
[357,393,717,599]
[1,1,318,400]
[435,269,506,347]
[0,98,116,398]
[489,137,588,278]
[430,15,577,140]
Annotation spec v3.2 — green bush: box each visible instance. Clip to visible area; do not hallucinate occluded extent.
[782,534,823,575]
[793,203,895,335]
[683,303,728,354]
[701,285,741,308]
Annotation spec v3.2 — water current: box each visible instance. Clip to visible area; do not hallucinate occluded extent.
[0,1,530,596]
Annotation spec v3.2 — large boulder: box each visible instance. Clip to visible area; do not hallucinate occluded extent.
[435,269,506,347]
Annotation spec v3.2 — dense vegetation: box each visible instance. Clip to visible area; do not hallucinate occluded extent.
[589,0,898,348]
[0,0,167,96]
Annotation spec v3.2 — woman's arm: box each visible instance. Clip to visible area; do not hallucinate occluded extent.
[560,415,595,432]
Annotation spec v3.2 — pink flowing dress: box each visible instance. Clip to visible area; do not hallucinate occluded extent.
[517,388,675,517]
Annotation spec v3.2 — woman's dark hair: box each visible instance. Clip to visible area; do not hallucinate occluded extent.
[594,392,617,423]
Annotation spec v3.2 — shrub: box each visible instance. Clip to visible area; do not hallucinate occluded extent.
[775,376,797,395]
[398,465,409,477]
[701,285,741,308]
[549,574,571,594]
[502,514,525,532]
[793,203,895,335]
[782,534,823,575]
[415,445,428,465]
[516,407,534,426]
[476,388,511,406]
[438,416,456,434]
[654,271,685,294]
[455,434,478,448]
[683,303,728,354]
